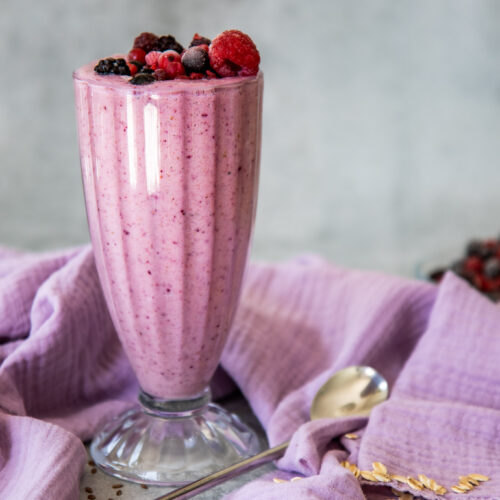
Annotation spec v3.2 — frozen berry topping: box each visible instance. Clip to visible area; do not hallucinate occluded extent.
[181,47,210,74]
[133,32,159,53]
[129,73,156,85]
[94,30,260,85]
[189,33,211,48]
[94,58,131,76]
[157,35,184,54]
[208,30,260,77]
[427,236,500,301]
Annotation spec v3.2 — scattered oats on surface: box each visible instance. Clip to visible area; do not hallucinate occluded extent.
[373,472,391,482]
[460,475,479,486]
[457,480,473,491]
[406,477,424,490]
[451,485,469,493]
[373,462,388,474]
[468,473,489,482]
[400,494,414,500]
[290,477,303,482]
[417,474,431,489]
[340,460,349,468]
[391,474,408,484]
[345,433,359,439]
[435,486,447,495]
[348,464,361,478]
[273,478,287,484]
[361,470,377,481]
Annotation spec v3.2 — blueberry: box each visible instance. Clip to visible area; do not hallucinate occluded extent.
[181,47,210,74]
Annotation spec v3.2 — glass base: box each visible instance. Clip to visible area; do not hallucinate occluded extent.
[89,388,261,486]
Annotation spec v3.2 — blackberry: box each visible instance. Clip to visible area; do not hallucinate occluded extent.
[94,58,115,74]
[129,73,156,85]
[133,32,159,53]
[189,34,211,48]
[94,58,131,76]
[466,240,493,259]
[181,47,210,74]
[157,35,184,53]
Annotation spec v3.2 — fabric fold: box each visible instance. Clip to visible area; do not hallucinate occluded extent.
[0,246,498,499]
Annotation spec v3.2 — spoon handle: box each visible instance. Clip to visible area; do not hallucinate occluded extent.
[154,440,290,500]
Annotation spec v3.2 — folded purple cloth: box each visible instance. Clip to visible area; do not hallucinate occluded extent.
[0,247,498,499]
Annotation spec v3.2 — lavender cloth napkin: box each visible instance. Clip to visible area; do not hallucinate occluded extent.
[0,246,499,499]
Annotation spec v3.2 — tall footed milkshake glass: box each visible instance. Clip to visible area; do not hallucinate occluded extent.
[73,62,263,485]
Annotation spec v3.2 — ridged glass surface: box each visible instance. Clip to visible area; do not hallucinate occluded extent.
[74,66,263,484]
[90,400,260,486]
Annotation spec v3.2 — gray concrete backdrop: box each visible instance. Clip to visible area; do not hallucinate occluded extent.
[2,0,500,276]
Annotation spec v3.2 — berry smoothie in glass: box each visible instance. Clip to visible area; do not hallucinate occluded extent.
[73,30,263,485]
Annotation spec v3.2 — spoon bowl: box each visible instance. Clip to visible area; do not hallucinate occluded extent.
[311,365,389,420]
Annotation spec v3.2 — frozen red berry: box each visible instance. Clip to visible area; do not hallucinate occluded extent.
[209,30,260,77]
[133,32,159,53]
[189,33,211,48]
[181,47,210,74]
[128,48,146,64]
[157,35,184,53]
[189,72,204,80]
[158,50,181,70]
[162,61,185,79]
[154,69,168,81]
[127,62,138,76]
[464,256,483,273]
[145,51,162,67]
[206,70,218,79]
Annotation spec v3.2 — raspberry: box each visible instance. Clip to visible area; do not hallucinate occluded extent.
[189,33,211,48]
[128,48,146,64]
[162,61,185,79]
[209,30,260,77]
[158,50,181,70]
[157,35,184,53]
[181,47,210,74]
[145,51,162,67]
[129,73,156,85]
[133,32,159,53]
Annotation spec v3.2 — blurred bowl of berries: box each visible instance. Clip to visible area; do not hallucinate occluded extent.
[417,237,500,302]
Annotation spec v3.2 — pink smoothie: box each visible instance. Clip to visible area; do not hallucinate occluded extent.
[74,61,263,399]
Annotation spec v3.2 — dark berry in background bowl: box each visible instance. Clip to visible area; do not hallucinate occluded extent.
[422,236,500,302]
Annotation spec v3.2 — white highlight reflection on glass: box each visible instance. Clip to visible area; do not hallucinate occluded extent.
[144,101,160,195]
[126,94,138,189]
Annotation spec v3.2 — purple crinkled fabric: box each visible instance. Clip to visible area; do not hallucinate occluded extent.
[1,246,499,499]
